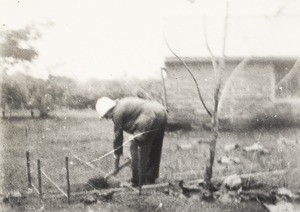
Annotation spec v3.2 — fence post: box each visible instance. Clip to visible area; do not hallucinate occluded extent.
[65,157,71,204]
[138,146,142,195]
[26,151,32,188]
[25,127,28,137]
[37,159,43,200]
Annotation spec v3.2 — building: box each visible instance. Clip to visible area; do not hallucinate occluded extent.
[164,56,300,128]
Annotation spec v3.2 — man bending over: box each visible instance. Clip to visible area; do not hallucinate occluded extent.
[96,97,167,186]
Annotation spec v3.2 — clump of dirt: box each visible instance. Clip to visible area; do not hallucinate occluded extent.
[88,177,109,189]
[87,177,120,189]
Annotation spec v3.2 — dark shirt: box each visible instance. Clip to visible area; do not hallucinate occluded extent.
[112,97,167,155]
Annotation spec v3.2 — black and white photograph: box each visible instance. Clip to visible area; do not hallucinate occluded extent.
[1,0,300,211]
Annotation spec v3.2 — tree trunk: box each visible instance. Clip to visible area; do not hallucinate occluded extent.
[204,86,220,185]
[204,0,228,188]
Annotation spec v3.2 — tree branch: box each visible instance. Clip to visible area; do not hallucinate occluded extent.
[276,59,300,88]
[202,17,219,71]
[164,33,212,118]
[204,0,229,185]
[218,57,252,111]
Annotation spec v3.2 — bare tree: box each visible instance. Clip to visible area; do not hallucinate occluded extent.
[165,0,230,189]
[202,0,229,187]
[165,0,299,189]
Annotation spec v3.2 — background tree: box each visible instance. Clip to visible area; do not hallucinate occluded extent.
[0,24,41,117]
[0,25,40,62]
[1,73,28,116]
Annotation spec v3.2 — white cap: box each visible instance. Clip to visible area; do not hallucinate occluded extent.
[95,97,116,118]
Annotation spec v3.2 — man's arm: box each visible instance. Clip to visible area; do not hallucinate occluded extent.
[113,125,123,156]
[113,125,123,171]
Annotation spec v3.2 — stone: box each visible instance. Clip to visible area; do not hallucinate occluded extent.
[217,156,241,165]
[243,143,269,154]
[217,156,231,164]
[263,201,294,212]
[277,187,294,199]
[82,195,97,205]
[219,193,232,204]
[9,190,22,198]
[223,174,242,190]
[26,188,33,195]
[176,143,193,150]
[224,144,240,152]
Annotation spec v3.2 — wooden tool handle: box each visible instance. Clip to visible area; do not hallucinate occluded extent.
[104,158,131,180]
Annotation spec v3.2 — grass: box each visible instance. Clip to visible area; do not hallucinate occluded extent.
[1,109,300,211]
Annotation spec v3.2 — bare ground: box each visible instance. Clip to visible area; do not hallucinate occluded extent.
[1,109,300,211]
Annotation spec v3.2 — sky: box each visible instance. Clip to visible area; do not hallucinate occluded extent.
[1,0,300,81]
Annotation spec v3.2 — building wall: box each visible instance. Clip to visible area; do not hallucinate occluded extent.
[164,58,299,126]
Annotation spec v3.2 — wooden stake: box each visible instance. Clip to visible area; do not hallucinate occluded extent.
[25,127,28,137]
[65,157,71,204]
[138,146,142,195]
[104,158,131,180]
[37,159,43,200]
[26,151,32,188]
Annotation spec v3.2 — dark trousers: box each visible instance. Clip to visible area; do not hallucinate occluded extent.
[130,129,165,186]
